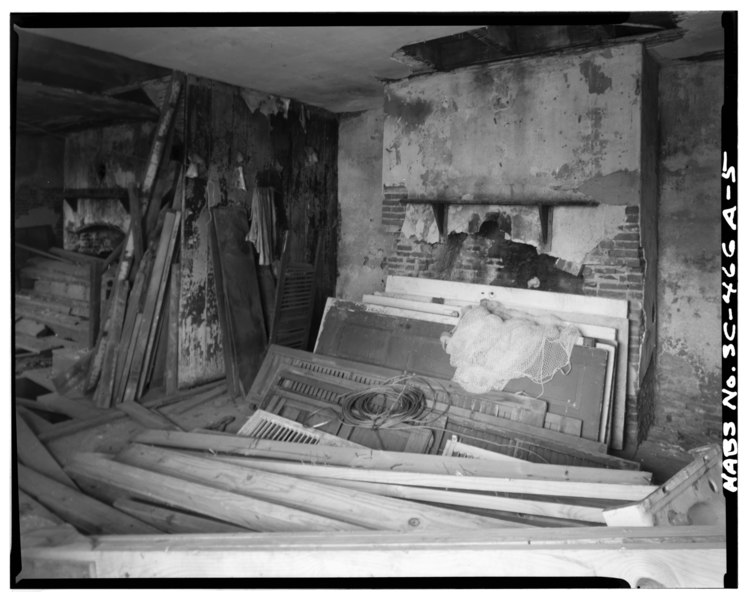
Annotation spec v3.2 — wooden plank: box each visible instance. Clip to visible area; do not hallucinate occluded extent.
[17,405,55,435]
[603,445,725,527]
[385,275,628,319]
[119,444,524,531]
[220,458,656,501]
[309,476,606,524]
[597,340,616,446]
[112,250,151,403]
[116,402,183,431]
[208,211,238,396]
[18,464,160,536]
[164,265,180,394]
[121,212,179,403]
[34,393,105,420]
[17,292,88,322]
[178,79,224,388]
[15,333,64,353]
[19,368,55,393]
[127,183,144,268]
[87,260,102,347]
[363,293,463,317]
[48,247,106,265]
[15,411,77,488]
[14,307,89,344]
[65,453,363,533]
[134,430,651,485]
[18,526,726,586]
[137,211,181,397]
[15,316,54,336]
[112,498,248,534]
[211,206,267,394]
[92,279,130,408]
[30,279,89,302]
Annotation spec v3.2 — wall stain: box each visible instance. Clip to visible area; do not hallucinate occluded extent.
[579,60,613,94]
[384,92,433,133]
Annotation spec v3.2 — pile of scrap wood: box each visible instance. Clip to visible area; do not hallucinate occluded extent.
[25,74,187,414]
[16,387,726,585]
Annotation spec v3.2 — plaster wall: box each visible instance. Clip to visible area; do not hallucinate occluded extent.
[383,43,644,208]
[336,108,395,301]
[649,59,723,453]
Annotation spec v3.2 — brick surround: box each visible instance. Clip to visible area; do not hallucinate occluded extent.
[383,188,648,446]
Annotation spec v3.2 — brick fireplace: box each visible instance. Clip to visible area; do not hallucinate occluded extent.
[380,41,659,449]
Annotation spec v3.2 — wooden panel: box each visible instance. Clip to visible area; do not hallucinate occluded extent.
[505,345,608,441]
[248,345,639,470]
[316,299,603,438]
[178,181,224,386]
[375,290,630,451]
[210,206,267,395]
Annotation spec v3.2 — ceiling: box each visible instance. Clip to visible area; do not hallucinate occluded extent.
[15,13,725,125]
[19,26,478,114]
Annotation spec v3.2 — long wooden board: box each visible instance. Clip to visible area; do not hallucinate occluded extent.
[209,457,657,501]
[118,444,524,530]
[65,453,362,533]
[210,206,267,395]
[15,412,77,489]
[18,464,160,536]
[112,498,248,534]
[308,476,606,523]
[386,275,628,319]
[134,430,652,485]
[19,526,726,586]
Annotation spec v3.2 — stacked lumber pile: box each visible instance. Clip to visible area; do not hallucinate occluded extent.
[15,392,726,585]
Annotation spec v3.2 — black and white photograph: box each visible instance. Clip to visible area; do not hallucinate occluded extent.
[7,6,738,589]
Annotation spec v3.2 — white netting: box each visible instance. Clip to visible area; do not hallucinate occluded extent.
[440,299,580,394]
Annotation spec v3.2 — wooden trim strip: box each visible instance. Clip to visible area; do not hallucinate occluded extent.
[133,430,651,485]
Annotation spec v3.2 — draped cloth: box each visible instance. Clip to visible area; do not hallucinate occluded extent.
[248,186,277,266]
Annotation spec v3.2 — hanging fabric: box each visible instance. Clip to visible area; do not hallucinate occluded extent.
[247,186,277,266]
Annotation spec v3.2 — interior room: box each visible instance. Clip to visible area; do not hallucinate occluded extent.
[11,14,730,585]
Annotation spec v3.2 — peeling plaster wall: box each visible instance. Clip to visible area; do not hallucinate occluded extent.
[64,122,157,189]
[383,43,643,208]
[336,108,395,301]
[649,59,723,454]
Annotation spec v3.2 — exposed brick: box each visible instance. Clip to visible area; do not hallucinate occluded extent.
[625,205,640,214]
